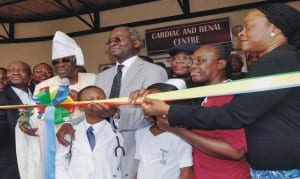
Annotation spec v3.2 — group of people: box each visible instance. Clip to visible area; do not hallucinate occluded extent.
[0,25,167,179]
[131,3,300,179]
[0,2,299,179]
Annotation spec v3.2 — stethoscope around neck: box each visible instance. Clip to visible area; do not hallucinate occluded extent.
[65,119,125,164]
[110,119,126,157]
[114,133,125,157]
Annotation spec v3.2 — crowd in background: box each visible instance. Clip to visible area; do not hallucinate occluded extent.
[0,2,299,179]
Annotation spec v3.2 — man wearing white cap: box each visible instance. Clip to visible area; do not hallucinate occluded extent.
[37,31,94,90]
[15,31,96,179]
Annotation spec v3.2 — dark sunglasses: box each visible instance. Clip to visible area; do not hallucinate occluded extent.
[52,57,75,66]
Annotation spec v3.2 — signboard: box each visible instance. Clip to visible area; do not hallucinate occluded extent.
[145,18,231,55]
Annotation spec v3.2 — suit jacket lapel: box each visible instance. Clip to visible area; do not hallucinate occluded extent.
[121,58,143,91]
[6,86,23,105]
[5,86,23,130]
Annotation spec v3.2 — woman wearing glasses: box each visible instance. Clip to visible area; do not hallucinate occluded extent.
[134,3,300,178]
[28,63,54,93]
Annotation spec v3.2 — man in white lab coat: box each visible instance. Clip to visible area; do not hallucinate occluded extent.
[56,86,123,179]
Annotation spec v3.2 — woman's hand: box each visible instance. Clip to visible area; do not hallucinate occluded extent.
[56,123,74,146]
[141,98,170,116]
[156,116,184,134]
[128,88,150,104]
[87,103,117,118]
[18,121,38,136]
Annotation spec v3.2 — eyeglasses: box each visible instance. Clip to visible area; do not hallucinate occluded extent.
[105,36,131,45]
[52,57,75,66]
[187,57,223,66]
[33,69,53,76]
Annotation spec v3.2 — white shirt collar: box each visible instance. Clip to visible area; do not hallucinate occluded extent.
[84,117,107,134]
[116,55,138,77]
[11,86,34,104]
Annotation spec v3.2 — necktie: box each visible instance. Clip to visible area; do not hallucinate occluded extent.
[86,126,95,151]
[109,65,124,98]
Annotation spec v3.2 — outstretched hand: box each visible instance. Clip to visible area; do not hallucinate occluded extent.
[156,116,186,134]
[56,123,75,146]
[129,88,170,116]
[87,102,117,118]
[18,120,38,136]
[141,98,170,116]
[128,88,150,103]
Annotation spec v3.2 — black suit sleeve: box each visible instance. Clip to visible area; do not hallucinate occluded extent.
[168,87,291,129]
[0,92,9,141]
[168,45,300,130]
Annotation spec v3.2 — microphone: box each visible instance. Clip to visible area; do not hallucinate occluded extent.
[61,78,70,86]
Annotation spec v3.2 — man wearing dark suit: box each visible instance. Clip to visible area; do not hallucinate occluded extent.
[0,61,32,179]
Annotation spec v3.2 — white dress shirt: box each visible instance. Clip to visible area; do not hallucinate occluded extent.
[135,125,193,179]
[56,118,124,179]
